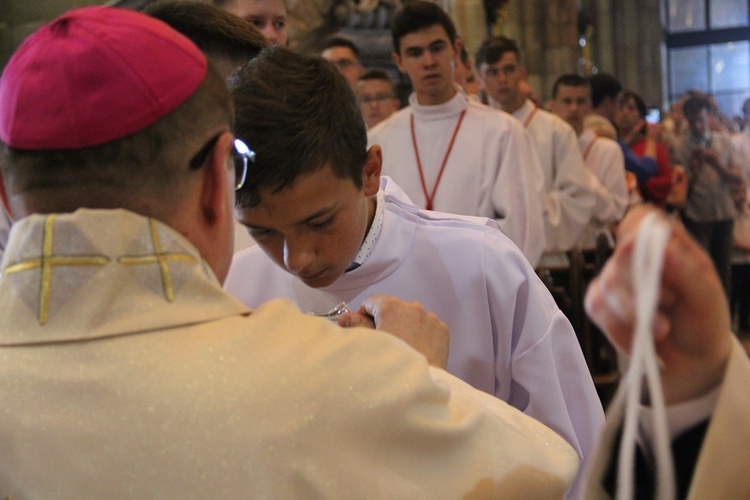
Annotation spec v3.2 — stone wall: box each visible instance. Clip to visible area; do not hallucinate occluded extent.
[485,0,664,107]
[1,0,105,67]
[0,0,666,108]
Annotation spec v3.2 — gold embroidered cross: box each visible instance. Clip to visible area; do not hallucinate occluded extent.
[4,214,110,325]
[118,218,197,302]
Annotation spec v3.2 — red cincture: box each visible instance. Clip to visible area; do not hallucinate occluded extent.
[410,110,466,211]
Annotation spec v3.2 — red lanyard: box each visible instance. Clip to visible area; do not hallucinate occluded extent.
[523,106,538,128]
[583,136,599,161]
[410,110,466,211]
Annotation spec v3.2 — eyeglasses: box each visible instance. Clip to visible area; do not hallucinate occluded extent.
[330,58,360,70]
[188,133,255,191]
[233,138,254,190]
[358,93,396,105]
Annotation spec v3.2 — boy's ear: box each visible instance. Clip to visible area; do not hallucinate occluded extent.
[453,37,463,56]
[392,52,404,73]
[362,145,383,196]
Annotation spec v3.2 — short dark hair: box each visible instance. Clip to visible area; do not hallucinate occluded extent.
[619,90,647,119]
[474,36,520,69]
[391,1,457,55]
[551,73,589,98]
[229,47,368,208]
[322,36,361,59]
[588,73,622,109]
[682,94,711,118]
[145,1,268,67]
[0,67,232,217]
[358,68,396,91]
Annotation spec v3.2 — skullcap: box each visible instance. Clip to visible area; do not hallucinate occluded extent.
[0,6,207,149]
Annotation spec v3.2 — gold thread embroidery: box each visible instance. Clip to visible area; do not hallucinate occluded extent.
[4,214,110,325]
[118,218,197,302]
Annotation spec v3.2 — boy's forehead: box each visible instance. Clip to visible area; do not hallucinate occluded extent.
[399,24,451,48]
[239,164,355,220]
[358,79,392,93]
[557,85,589,99]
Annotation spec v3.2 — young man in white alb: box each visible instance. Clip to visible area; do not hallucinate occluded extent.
[368,1,547,267]
[550,73,628,248]
[476,36,595,267]
[225,39,603,500]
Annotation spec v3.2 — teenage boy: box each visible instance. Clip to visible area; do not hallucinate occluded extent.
[321,36,364,90]
[550,74,628,246]
[368,1,547,267]
[225,46,604,497]
[213,0,287,45]
[355,68,401,129]
[476,36,594,266]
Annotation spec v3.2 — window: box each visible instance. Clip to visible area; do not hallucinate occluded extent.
[665,0,750,118]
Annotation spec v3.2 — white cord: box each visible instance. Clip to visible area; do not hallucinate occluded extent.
[609,211,676,500]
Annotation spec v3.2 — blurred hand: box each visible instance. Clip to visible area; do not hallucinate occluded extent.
[585,205,733,404]
[645,122,662,141]
[339,294,449,369]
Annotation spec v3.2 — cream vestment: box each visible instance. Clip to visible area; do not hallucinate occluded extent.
[0,209,577,498]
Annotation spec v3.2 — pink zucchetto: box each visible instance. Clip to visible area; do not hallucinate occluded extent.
[0,6,207,149]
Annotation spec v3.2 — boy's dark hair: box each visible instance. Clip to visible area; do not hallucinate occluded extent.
[230,47,368,208]
[391,1,457,55]
[458,40,470,65]
[588,73,622,109]
[322,36,361,59]
[682,94,712,118]
[474,36,520,69]
[619,90,647,119]
[358,68,396,90]
[145,1,268,67]
[551,73,589,98]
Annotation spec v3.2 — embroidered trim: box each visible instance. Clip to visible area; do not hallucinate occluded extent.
[4,214,109,325]
[118,218,197,302]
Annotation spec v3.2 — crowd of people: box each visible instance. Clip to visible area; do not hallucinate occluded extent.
[0,0,749,498]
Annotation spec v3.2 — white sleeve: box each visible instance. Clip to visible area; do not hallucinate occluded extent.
[587,141,629,225]
[543,121,596,252]
[491,119,547,267]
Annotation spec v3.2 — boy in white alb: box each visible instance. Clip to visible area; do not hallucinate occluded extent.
[367,2,546,267]
[225,45,603,497]
[550,74,628,247]
[476,37,595,267]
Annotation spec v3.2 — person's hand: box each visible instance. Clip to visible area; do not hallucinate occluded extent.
[338,294,449,369]
[585,205,733,405]
[620,119,645,145]
[645,122,662,141]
